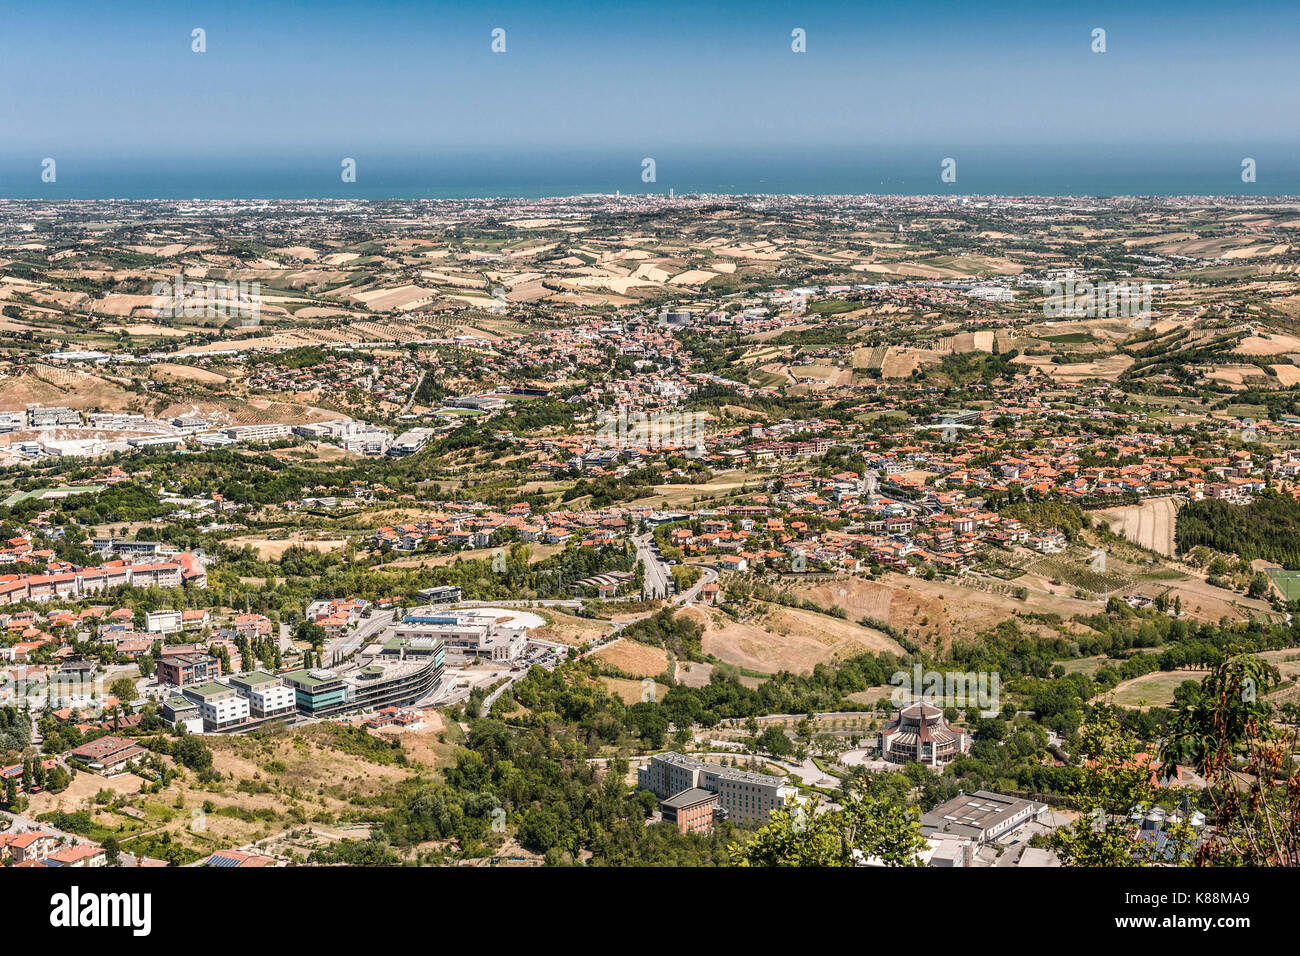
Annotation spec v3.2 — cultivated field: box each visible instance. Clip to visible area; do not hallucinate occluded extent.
[1095,669,1209,709]
[1096,497,1181,556]
[680,601,901,675]
[225,534,347,560]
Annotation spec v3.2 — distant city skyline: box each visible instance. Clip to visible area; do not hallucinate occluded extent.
[1,0,1298,197]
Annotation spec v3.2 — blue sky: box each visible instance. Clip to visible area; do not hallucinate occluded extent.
[2,0,1297,157]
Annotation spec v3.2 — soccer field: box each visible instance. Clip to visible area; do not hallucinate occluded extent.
[1267,569,1300,603]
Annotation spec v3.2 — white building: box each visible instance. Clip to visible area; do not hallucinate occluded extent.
[225,423,291,443]
[0,411,27,432]
[393,617,527,662]
[145,609,183,635]
[182,682,251,731]
[226,672,297,719]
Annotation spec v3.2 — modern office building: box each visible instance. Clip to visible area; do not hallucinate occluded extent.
[280,668,350,715]
[226,671,297,719]
[224,423,291,443]
[281,650,443,718]
[161,695,204,733]
[392,613,525,662]
[389,427,436,457]
[182,681,251,731]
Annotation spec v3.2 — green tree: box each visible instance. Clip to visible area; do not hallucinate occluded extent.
[1162,653,1300,865]
[110,677,138,704]
[1050,706,1192,866]
[729,800,843,866]
[729,791,926,867]
[757,725,793,757]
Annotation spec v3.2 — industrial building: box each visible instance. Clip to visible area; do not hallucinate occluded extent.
[921,791,1048,845]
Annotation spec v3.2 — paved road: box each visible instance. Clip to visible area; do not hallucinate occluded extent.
[321,609,394,666]
[455,599,583,609]
[719,710,881,726]
[400,370,428,416]
[675,564,717,605]
[633,534,671,600]
[481,674,519,713]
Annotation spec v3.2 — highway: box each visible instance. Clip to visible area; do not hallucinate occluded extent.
[675,564,717,605]
[320,609,394,666]
[633,533,671,599]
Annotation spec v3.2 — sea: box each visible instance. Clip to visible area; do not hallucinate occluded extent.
[1,146,1298,200]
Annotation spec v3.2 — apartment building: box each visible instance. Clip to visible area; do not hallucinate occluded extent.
[157,652,222,688]
[2,832,61,863]
[0,552,207,606]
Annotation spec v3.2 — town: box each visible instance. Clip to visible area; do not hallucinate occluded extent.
[1,193,1298,870]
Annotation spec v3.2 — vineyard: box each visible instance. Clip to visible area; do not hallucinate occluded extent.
[1026,547,1134,595]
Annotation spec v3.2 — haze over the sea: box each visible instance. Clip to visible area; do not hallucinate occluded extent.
[2,147,1299,200]
[2,0,1297,199]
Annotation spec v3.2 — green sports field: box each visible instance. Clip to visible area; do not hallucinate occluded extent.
[1267,568,1300,603]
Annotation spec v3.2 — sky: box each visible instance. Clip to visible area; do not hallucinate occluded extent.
[0,0,1297,193]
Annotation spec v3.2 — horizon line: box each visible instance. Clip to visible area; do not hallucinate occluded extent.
[2,192,1299,203]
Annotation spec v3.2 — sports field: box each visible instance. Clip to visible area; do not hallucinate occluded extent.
[1268,568,1300,603]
